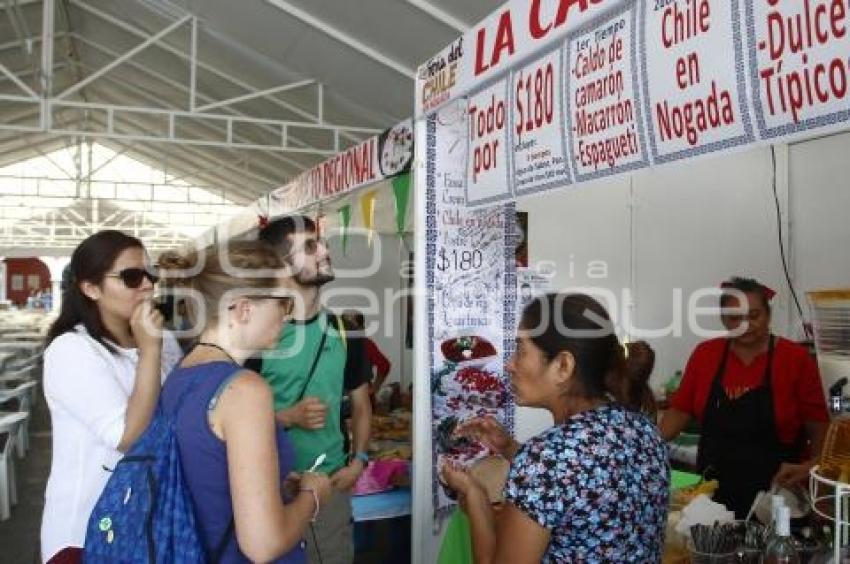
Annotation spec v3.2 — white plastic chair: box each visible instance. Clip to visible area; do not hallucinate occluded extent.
[0,363,36,384]
[0,362,39,397]
[0,382,36,457]
[0,411,27,520]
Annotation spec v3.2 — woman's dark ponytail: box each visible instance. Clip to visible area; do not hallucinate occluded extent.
[605,340,657,416]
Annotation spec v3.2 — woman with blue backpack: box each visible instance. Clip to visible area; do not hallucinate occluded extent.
[41,230,183,564]
[152,240,332,563]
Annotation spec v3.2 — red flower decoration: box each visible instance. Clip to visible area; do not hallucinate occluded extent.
[258,215,270,229]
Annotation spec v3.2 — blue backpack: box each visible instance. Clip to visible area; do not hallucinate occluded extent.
[84,374,233,563]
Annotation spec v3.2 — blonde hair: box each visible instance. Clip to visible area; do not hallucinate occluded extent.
[159,241,284,329]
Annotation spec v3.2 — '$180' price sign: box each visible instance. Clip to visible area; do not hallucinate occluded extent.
[515,61,555,138]
[436,247,483,272]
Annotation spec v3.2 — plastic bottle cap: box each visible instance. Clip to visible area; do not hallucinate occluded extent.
[771,494,786,523]
[776,506,791,536]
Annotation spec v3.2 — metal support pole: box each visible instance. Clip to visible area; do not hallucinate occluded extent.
[40,0,54,129]
[317,83,323,123]
[189,16,196,111]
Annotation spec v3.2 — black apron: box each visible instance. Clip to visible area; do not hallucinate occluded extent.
[697,336,800,517]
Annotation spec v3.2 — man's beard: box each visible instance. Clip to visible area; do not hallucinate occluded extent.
[295,269,335,287]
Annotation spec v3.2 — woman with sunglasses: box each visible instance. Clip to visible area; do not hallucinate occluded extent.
[158,241,332,563]
[41,230,183,564]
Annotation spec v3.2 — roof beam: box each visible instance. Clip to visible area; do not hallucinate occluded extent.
[70,41,318,171]
[77,64,311,178]
[264,0,415,79]
[0,30,65,52]
[70,0,379,133]
[55,14,191,100]
[403,0,469,33]
[71,35,375,152]
[47,102,344,156]
[90,70,311,175]
[89,124,277,199]
[195,79,316,113]
[3,0,28,56]
[4,0,41,9]
[0,61,68,85]
[0,130,62,154]
[0,59,38,98]
[12,0,34,46]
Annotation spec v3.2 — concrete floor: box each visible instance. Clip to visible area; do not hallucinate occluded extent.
[0,389,51,564]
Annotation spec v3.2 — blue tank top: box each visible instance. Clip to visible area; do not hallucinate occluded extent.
[161,361,306,564]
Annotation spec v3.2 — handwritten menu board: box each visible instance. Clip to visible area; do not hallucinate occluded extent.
[427,100,516,522]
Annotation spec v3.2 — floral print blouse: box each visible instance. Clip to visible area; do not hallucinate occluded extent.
[505,404,669,562]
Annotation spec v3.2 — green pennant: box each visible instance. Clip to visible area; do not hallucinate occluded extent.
[339,204,352,255]
[392,173,411,237]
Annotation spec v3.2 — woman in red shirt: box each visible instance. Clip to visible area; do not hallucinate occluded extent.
[660,277,829,517]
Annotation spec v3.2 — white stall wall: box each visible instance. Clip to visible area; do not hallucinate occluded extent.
[516,133,850,441]
[630,146,792,393]
[323,230,414,390]
[789,132,850,300]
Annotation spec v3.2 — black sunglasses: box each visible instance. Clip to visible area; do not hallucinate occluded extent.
[105,267,160,289]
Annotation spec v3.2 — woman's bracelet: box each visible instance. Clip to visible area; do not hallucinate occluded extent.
[300,487,320,522]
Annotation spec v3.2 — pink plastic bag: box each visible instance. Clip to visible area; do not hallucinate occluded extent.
[352,459,409,496]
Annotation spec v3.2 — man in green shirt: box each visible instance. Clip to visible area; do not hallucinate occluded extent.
[258,216,371,564]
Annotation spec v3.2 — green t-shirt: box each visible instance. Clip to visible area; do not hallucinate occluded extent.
[261,311,349,473]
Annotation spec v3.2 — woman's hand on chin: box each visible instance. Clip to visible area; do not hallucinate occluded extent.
[130,299,163,352]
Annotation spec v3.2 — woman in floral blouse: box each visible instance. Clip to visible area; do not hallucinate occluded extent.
[442,293,669,563]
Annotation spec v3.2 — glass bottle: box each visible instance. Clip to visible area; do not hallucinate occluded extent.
[764,506,800,564]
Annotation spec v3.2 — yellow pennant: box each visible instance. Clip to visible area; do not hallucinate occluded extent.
[360,189,378,247]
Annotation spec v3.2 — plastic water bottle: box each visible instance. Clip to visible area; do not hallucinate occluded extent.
[763,494,786,549]
[764,506,800,564]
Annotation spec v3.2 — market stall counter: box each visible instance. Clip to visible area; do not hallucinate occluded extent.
[352,410,413,562]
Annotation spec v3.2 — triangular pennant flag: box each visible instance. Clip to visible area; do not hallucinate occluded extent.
[339,205,351,256]
[360,189,378,247]
[391,174,411,238]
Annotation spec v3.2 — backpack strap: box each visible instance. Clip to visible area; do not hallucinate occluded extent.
[163,369,208,417]
[295,313,331,402]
